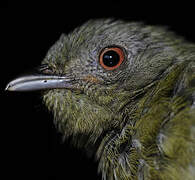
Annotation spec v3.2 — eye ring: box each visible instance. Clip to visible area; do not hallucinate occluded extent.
[99,46,125,70]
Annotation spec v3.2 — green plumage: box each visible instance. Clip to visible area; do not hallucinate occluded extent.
[7,19,195,179]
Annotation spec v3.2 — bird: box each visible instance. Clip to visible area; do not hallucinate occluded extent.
[5,19,195,180]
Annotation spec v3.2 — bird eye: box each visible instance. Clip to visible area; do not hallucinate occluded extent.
[99,47,125,70]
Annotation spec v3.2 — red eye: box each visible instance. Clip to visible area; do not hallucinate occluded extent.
[99,47,125,70]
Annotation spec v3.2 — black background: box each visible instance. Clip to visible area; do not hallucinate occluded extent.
[1,1,195,180]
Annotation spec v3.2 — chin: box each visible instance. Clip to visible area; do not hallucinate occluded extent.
[43,88,115,146]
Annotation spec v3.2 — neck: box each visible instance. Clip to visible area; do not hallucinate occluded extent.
[95,61,190,179]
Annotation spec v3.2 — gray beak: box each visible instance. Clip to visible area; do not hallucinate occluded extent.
[5,74,73,91]
[5,64,74,91]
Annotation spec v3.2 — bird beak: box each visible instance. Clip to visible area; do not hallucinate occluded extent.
[5,74,74,91]
[5,66,73,92]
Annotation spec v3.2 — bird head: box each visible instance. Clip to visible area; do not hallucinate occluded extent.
[6,19,195,180]
[6,19,183,148]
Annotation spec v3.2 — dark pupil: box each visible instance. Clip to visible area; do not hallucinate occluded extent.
[103,50,120,67]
